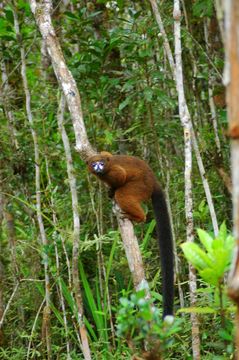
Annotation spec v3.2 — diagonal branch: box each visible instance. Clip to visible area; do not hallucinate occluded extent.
[29,0,150,311]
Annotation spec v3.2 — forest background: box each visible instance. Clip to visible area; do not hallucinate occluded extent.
[0,0,236,359]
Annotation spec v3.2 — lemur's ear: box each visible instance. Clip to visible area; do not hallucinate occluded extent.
[100,151,112,158]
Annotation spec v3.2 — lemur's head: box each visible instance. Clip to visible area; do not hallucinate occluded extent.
[87,152,112,175]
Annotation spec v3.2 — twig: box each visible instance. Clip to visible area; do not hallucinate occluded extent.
[0,281,19,328]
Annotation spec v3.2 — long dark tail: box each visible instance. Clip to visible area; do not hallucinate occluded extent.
[151,185,174,317]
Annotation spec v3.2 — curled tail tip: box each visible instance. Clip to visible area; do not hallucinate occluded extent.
[163,314,174,324]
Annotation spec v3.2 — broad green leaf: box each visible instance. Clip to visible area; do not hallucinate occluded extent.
[199,268,219,286]
[181,242,213,270]
[225,234,235,252]
[218,221,227,241]
[5,9,14,25]
[212,248,231,277]
[197,228,213,252]
[212,238,224,250]
[218,329,233,341]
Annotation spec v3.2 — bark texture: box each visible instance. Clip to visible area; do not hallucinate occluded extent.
[30,0,94,160]
[173,1,201,358]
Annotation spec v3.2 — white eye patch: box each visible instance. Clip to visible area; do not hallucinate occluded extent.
[92,161,105,173]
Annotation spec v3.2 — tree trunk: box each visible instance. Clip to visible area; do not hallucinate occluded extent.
[13,6,51,359]
[224,1,239,357]
[149,0,219,237]
[173,1,201,358]
[57,94,91,360]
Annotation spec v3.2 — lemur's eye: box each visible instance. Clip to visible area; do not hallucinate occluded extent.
[99,161,104,166]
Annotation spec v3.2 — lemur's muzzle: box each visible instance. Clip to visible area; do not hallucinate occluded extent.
[92,161,105,173]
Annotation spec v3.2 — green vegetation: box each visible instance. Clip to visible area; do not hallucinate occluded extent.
[0,0,234,359]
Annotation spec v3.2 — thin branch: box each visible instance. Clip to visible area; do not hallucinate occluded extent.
[57,93,91,360]
[13,5,51,358]
[27,299,45,360]
[0,281,19,328]
[29,0,94,160]
[45,157,72,359]
[149,0,219,237]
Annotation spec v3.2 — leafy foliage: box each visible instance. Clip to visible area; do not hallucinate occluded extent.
[0,0,233,358]
[181,223,234,286]
[116,290,181,358]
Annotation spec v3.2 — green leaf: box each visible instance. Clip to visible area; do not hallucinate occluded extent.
[60,279,76,314]
[213,248,231,277]
[143,87,153,102]
[199,268,219,286]
[197,228,213,252]
[118,97,131,111]
[138,48,152,58]
[192,0,213,18]
[212,238,224,250]
[218,329,233,341]
[64,11,80,20]
[5,9,14,25]
[225,235,234,251]
[218,221,227,241]
[181,242,213,270]
[79,261,106,339]
[141,219,156,251]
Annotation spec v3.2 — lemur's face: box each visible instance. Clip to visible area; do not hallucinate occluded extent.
[91,160,105,173]
[87,155,110,175]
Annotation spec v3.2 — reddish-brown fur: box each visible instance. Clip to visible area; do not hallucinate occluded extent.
[87,151,174,317]
[87,152,158,222]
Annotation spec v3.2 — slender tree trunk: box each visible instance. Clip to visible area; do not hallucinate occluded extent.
[29,0,93,160]
[0,281,20,330]
[149,0,219,236]
[214,0,225,43]
[4,212,18,281]
[149,2,201,355]
[1,60,19,150]
[45,158,72,359]
[13,6,51,359]
[173,1,201,358]
[57,94,91,360]
[224,1,239,357]
[27,299,45,360]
